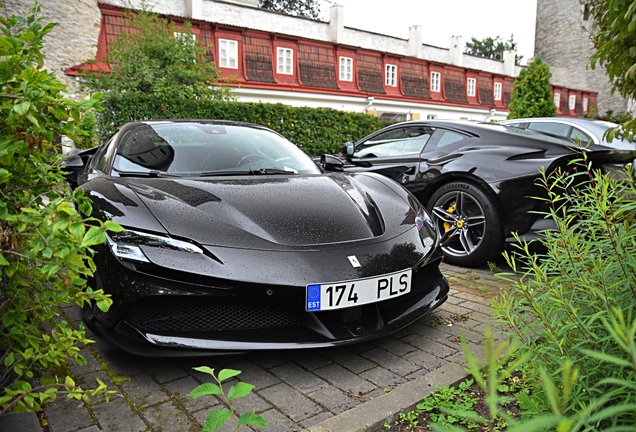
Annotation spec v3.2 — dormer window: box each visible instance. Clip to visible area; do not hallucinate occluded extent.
[467,78,476,97]
[430,72,441,92]
[385,64,397,87]
[277,47,293,75]
[219,39,238,69]
[494,82,502,101]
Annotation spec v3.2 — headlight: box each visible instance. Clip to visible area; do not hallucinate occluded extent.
[107,230,203,263]
[415,207,434,231]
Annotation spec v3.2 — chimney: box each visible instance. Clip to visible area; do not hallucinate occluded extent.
[503,49,516,76]
[329,5,345,44]
[407,26,422,57]
[448,35,463,66]
[184,0,203,19]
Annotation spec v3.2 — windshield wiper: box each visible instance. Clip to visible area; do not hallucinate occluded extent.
[115,170,181,178]
[199,168,297,177]
[249,168,297,175]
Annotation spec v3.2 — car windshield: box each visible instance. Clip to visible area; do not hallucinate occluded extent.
[111,122,321,176]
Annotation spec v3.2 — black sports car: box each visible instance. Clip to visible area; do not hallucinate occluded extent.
[326,120,636,267]
[64,120,449,356]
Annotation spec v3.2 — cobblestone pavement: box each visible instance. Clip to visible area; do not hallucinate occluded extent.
[31,262,510,432]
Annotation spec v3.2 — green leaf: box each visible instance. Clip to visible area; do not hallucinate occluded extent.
[203,409,232,432]
[80,226,106,248]
[188,383,222,399]
[193,366,215,376]
[0,253,9,266]
[218,369,241,383]
[13,100,31,116]
[238,412,268,427]
[102,220,123,232]
[227,382,254,401]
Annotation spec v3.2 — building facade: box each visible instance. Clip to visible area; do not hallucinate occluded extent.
[535,0,630,115]
[5,0,597,121]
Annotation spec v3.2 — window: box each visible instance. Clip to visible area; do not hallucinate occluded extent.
[554,92,561,108]
[354,126,436,158]
[528,122,571,139]
[582,97,588,112]
[339,56,353,81]
[430,72,441,92]
[570,128,593,145]
[385,64,397,87]
[427,114,438,120]
[277,47,293,75]
[218,39,238,69]
[467,78,476,97]
[569,95,577,110]
[379,112,407,122]
[494,82,502,101]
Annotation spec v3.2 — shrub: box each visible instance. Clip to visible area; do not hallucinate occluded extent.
[507,58,557,119]
[0,4,117,416]
[491,156,636,429]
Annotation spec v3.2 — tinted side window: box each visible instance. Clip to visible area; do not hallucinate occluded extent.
[569,127,593,145]
[527,122,571,138]
[355,126,435,158]
[90,137,116,173]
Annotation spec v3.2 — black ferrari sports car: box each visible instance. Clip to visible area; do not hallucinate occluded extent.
[326,120,636,267]
[63,120,449,356]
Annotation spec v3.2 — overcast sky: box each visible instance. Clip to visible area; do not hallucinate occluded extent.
[318,0,538,63]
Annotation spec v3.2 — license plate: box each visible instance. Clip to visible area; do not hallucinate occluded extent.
[306,269,412,312]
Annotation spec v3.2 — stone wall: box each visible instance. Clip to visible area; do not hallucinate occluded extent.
[3,0,101,97]
[535,0,629,114]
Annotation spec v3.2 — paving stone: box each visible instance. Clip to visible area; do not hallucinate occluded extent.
[372,336,417,356]
[259,383,323,422]
[192,408,243,432]
[402,349,449,371]
[143,359,188,383]
[401,334,458,358]
[439,302,474,317]
[248,352,288,369]
[313,364,376,395]
[224,361,281,390]
[99,352,147,377]
[454,290,497,306]
[163,375,217,413]
[270,362,327,393]
[444,295,468,305]
[77,370,115,405]
[230,390,272,415]
[359,366,408,389]
[459,301,495,315]
[258,408,301,432]
[121,374,169,408]
[404,322,454,339]
[143,400,196,432]
[61,304,84,324]
[44,396,94,432]
[286,351,332,371]
[66,346,102,376]
[319,348,376,374]
[300,411,333,429]
[92,397,146,432]
[77,426,101,432]
[306,385,361,412]
[360,348,419,376]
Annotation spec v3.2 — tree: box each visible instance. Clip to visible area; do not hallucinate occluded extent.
[588,0,636,140]
[258,0,320,19]
[464,35,523,65]
[0,4,116,415]
[507,58,557,119]
[84,9,232,103]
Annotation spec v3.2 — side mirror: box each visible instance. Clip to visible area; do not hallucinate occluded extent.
[320,154,345,172]
[61,154,86,190]
[341,141,355,156]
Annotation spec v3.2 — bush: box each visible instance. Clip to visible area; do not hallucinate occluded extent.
[97,93,391,156]
[491,156,636,429]
[0,4,117,416]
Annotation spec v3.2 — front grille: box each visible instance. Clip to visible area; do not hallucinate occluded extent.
[126,296,301,333]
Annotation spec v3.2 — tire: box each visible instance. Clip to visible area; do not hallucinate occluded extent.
[427,181,504,267]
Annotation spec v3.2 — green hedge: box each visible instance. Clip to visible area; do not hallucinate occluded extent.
[97,94,392,156]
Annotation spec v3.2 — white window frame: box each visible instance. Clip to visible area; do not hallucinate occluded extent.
[427,114,438,120]
[569,95,577,110]
[430,71,441,92]
[467,78,476,97]
[554,92,561,108]
[276,47,294,75]
[218,39,238,69]
[339,56,353,81]
[582,97,588,112]
[385,64,397,87]
[494,82,502,101]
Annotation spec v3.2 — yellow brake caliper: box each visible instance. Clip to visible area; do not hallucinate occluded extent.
[443,203,456,232]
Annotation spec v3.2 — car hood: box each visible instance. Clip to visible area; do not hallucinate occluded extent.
[84,173,420,250]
